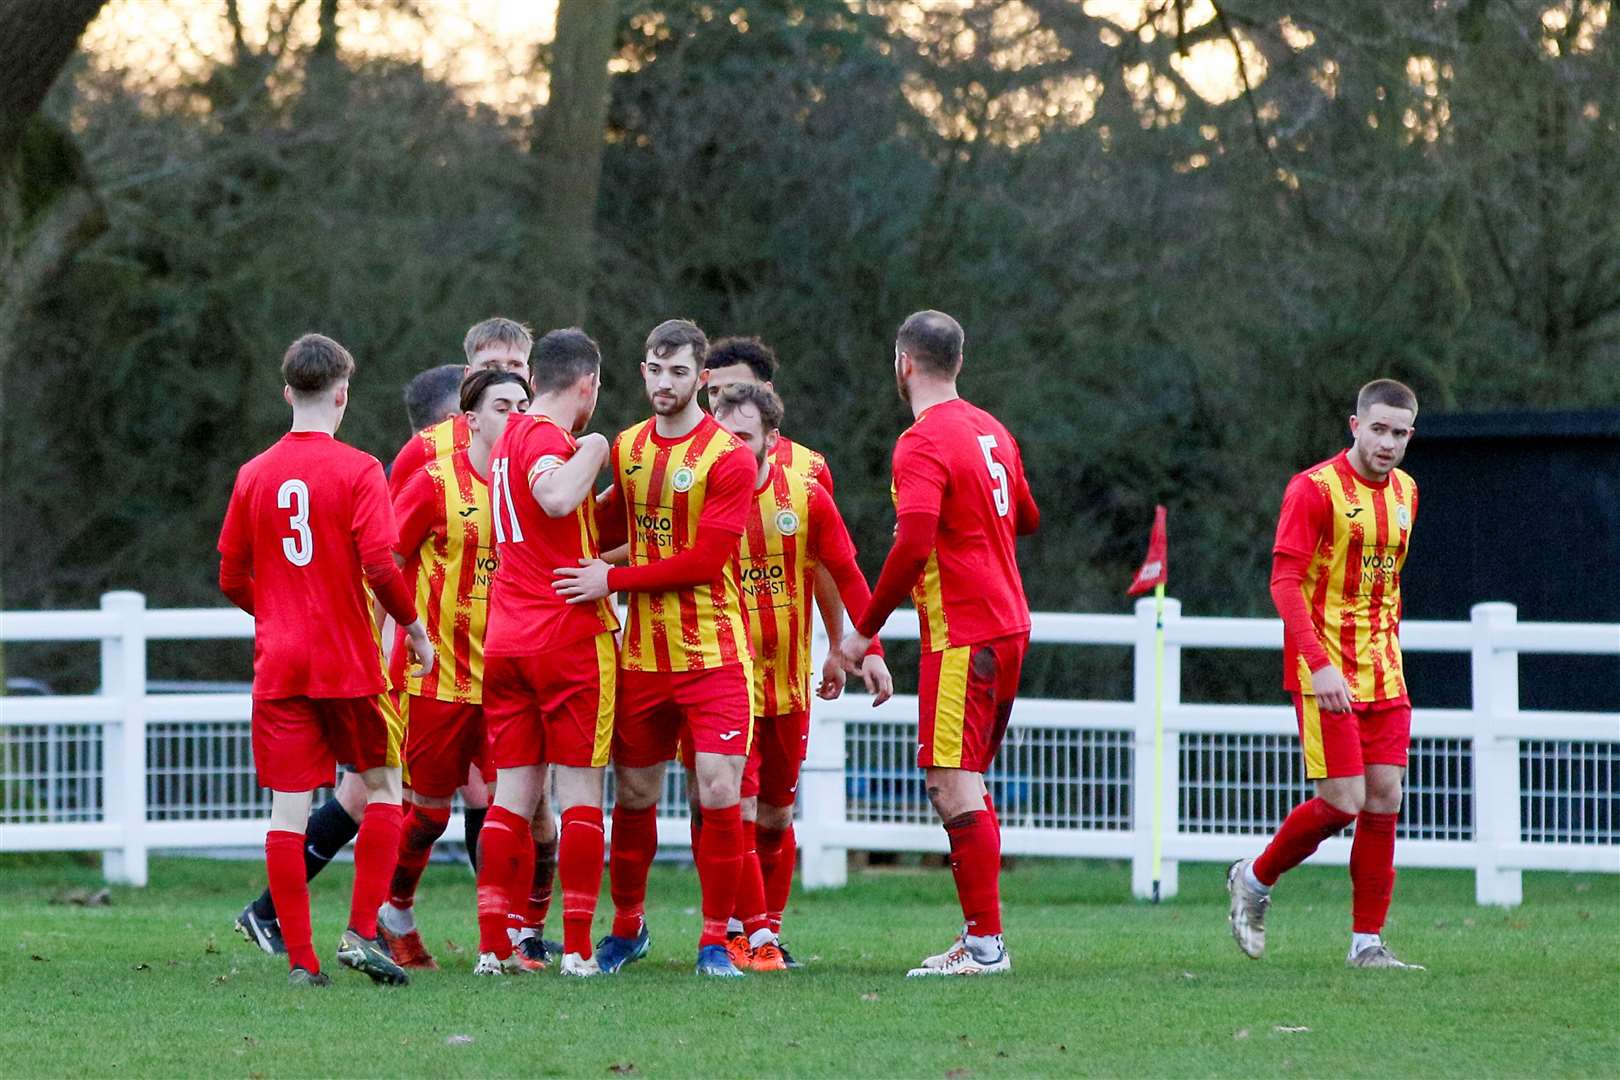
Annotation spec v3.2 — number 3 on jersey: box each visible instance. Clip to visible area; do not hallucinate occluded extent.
[977,435,1010,517]
[278,479,313,566]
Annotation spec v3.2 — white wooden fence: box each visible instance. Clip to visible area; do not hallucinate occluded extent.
[2,592,1615,906]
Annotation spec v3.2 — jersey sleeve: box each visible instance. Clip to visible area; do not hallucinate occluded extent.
[353,458,402,565]
[696,443,755,535]
[891,429,948,518]
[391,466,442,559]
[388,435,424,499]
[1273,474,1329,558]
[813,455,835,496]
[217,469,253,561]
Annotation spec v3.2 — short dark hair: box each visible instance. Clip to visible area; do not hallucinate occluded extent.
[282,333,354,397]
[711,382,784,434]
[644,318,707,366]
[403,363,466,431]
[705,336,778,381]
[463,317,533,363]
[460,369,530,414]
[530,328,602,395]
[1357,379,1418,417]
[896,310,964,375]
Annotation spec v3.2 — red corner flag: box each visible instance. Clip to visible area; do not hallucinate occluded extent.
[1126,505,1168,596]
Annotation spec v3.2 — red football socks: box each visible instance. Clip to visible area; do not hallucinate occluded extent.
[348,801,403,938]
[734,819,770,940]
[696,803,743,948]
[558,806,605,959]
[609,803,659,939]
[1253,796,1356,886]
[757,823,795,936]
[388,802,450,909]
[266,830,318,973]
[944,810,1003,936]
[1350,810,1399,934]
[476,805,533,957]
[528,835,557,932]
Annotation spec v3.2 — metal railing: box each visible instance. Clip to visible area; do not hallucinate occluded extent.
[2,592,1615,906]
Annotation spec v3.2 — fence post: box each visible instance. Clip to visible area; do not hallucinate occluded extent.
[1471,602,1521,907]
[798,614,847,889]
[1131,596,1181,900]
[99,591,149,886]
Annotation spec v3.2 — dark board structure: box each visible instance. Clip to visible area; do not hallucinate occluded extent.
[1400,409,1620,712]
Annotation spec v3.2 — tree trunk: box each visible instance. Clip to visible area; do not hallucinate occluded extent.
[532,0,618,327]
[0,0,108,162]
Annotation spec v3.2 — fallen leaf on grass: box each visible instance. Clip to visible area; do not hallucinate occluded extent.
[131,963,151,972]
[243,1036,258,1047]
[996,1051,1008,1059]
[1233,1029,1250,1041]
[442,940,465,955]
[860,992,880,1002]
[1463,917,1476,928]
[1058,1045,1067,1053]
[945,1070,973,1079]
[30,955,48,962]
[203,935,220,955]
[1273,1026,1310,1034]
[608,1064,637,1075]
[1181,971,1197,980]
[50,888,112,907]
[446,1035,474,1047]
[1574,882,1591,893]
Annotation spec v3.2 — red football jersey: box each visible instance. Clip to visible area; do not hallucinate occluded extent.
[484,412,619,655]
[891,399,1034,651]
[217,432,398,699]
[388,414,471,498]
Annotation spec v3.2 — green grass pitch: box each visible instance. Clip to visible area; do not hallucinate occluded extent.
[2,854,1615,1078]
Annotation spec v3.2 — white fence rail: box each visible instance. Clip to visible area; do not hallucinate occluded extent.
[2,592,1616,906]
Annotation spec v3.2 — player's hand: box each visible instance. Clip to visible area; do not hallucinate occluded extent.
[817,651,847,700]
[1311,665,1354,713]
[403,619,435,678]
[578,432,610,464]
[859,654,894,707]
[553,557,612,604]
[836,631,872,674]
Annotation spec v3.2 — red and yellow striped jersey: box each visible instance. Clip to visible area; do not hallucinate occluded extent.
[391,448,493,703]
[388,414,471,498]
[770,436,833,494]
[738,464,853,716]
[610,416,754,673]
[1274,451,1418,703]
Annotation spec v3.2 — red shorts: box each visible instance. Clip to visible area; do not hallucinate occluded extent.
[918,633,1028,773]
[1293,693,1412,780]
[740,709,810,805]
[483,633,617,770]
[252,695,391,791]
[401,695,487,798]
[616,665,752,768]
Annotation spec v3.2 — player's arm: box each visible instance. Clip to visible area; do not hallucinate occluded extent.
[839,434,946,667]
[1270,476,1345,710]
[1012,444,1039,536]
[386,435,423,499]
[354,461,434,675]
[809,486,892,705]
[216,475,255,615]
[553,447,752,603]
[531,432,610,518]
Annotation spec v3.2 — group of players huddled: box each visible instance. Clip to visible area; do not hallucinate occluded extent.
[220,311,1039,985]
[221,309,1428,987]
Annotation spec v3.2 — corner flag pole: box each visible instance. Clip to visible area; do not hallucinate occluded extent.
[1126,504,1170,904]
[1150,579,1166,904]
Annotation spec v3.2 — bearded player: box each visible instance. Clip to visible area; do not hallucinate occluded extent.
[554,318,758,978]
[217,333,433,987]
[1227,379,1424,971]
[710,382,893,971]
[837,310,1040,977]
[475,328,619,977]
[376,370,530,969]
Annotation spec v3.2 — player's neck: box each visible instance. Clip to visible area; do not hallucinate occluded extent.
[1345,446,1389,485]
[906,380,960,419]
[288,405,340,435]
[652,400,704,440]
[527,395,579,435]
[754,459,771,490]
[467,438,494,478]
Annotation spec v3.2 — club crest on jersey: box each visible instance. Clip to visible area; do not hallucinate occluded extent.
[1396,504,1410,529]
[775,509,799,536]
[671,466,695,493]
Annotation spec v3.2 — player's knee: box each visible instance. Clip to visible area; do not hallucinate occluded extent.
[757,803,793,831]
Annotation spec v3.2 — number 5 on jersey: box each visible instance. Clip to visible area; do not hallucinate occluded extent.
[978,434,1010,517]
